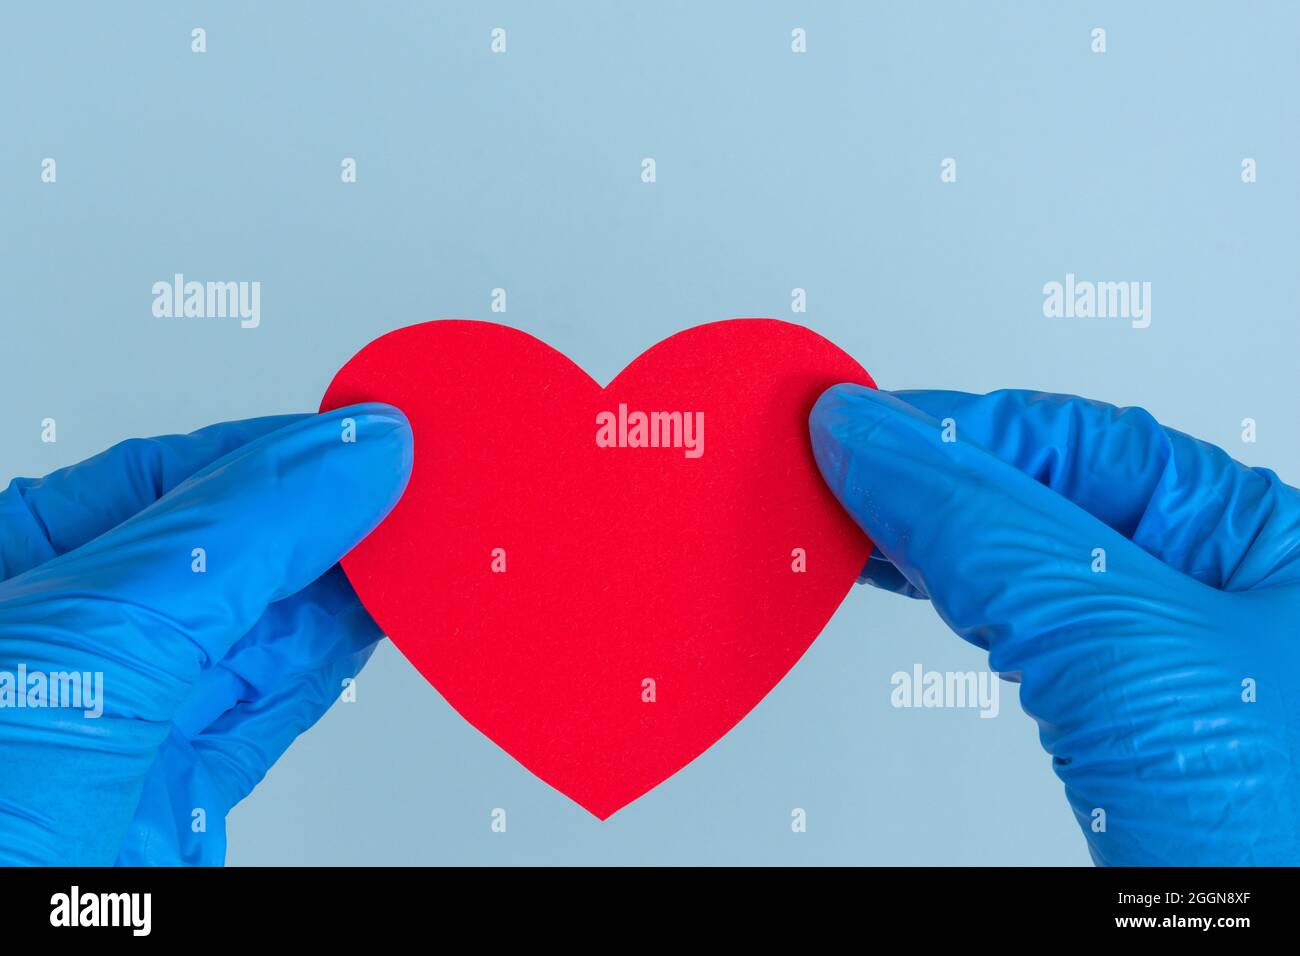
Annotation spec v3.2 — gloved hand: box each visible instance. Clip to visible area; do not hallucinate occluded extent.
[810,385,1300,865]
[0,405,412,865]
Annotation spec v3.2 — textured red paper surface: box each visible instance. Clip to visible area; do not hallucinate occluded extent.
[321,319,874,818]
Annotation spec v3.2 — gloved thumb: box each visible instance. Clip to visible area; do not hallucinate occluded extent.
[0,403,413,720]
[808,384,1196,675]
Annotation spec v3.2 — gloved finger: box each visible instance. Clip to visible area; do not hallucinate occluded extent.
[170,566,379,740]
[809,384,1202,658]
[121,567,381,834]
[0,414,307,583]
[860,548,929,599]
[113,729,229,866]
[886,389,1300,591]
[191,636,377,812]
[0,403,412,720]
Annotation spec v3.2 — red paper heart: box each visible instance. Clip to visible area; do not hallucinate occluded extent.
[321,319,874,818]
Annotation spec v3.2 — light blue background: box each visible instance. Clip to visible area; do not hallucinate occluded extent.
[3,2,1297,865]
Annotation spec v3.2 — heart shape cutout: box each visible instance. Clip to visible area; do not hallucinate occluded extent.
[321,319,874,818]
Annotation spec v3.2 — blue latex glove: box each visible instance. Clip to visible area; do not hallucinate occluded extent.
[0,405,412,865]
[810,385,1300,865]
